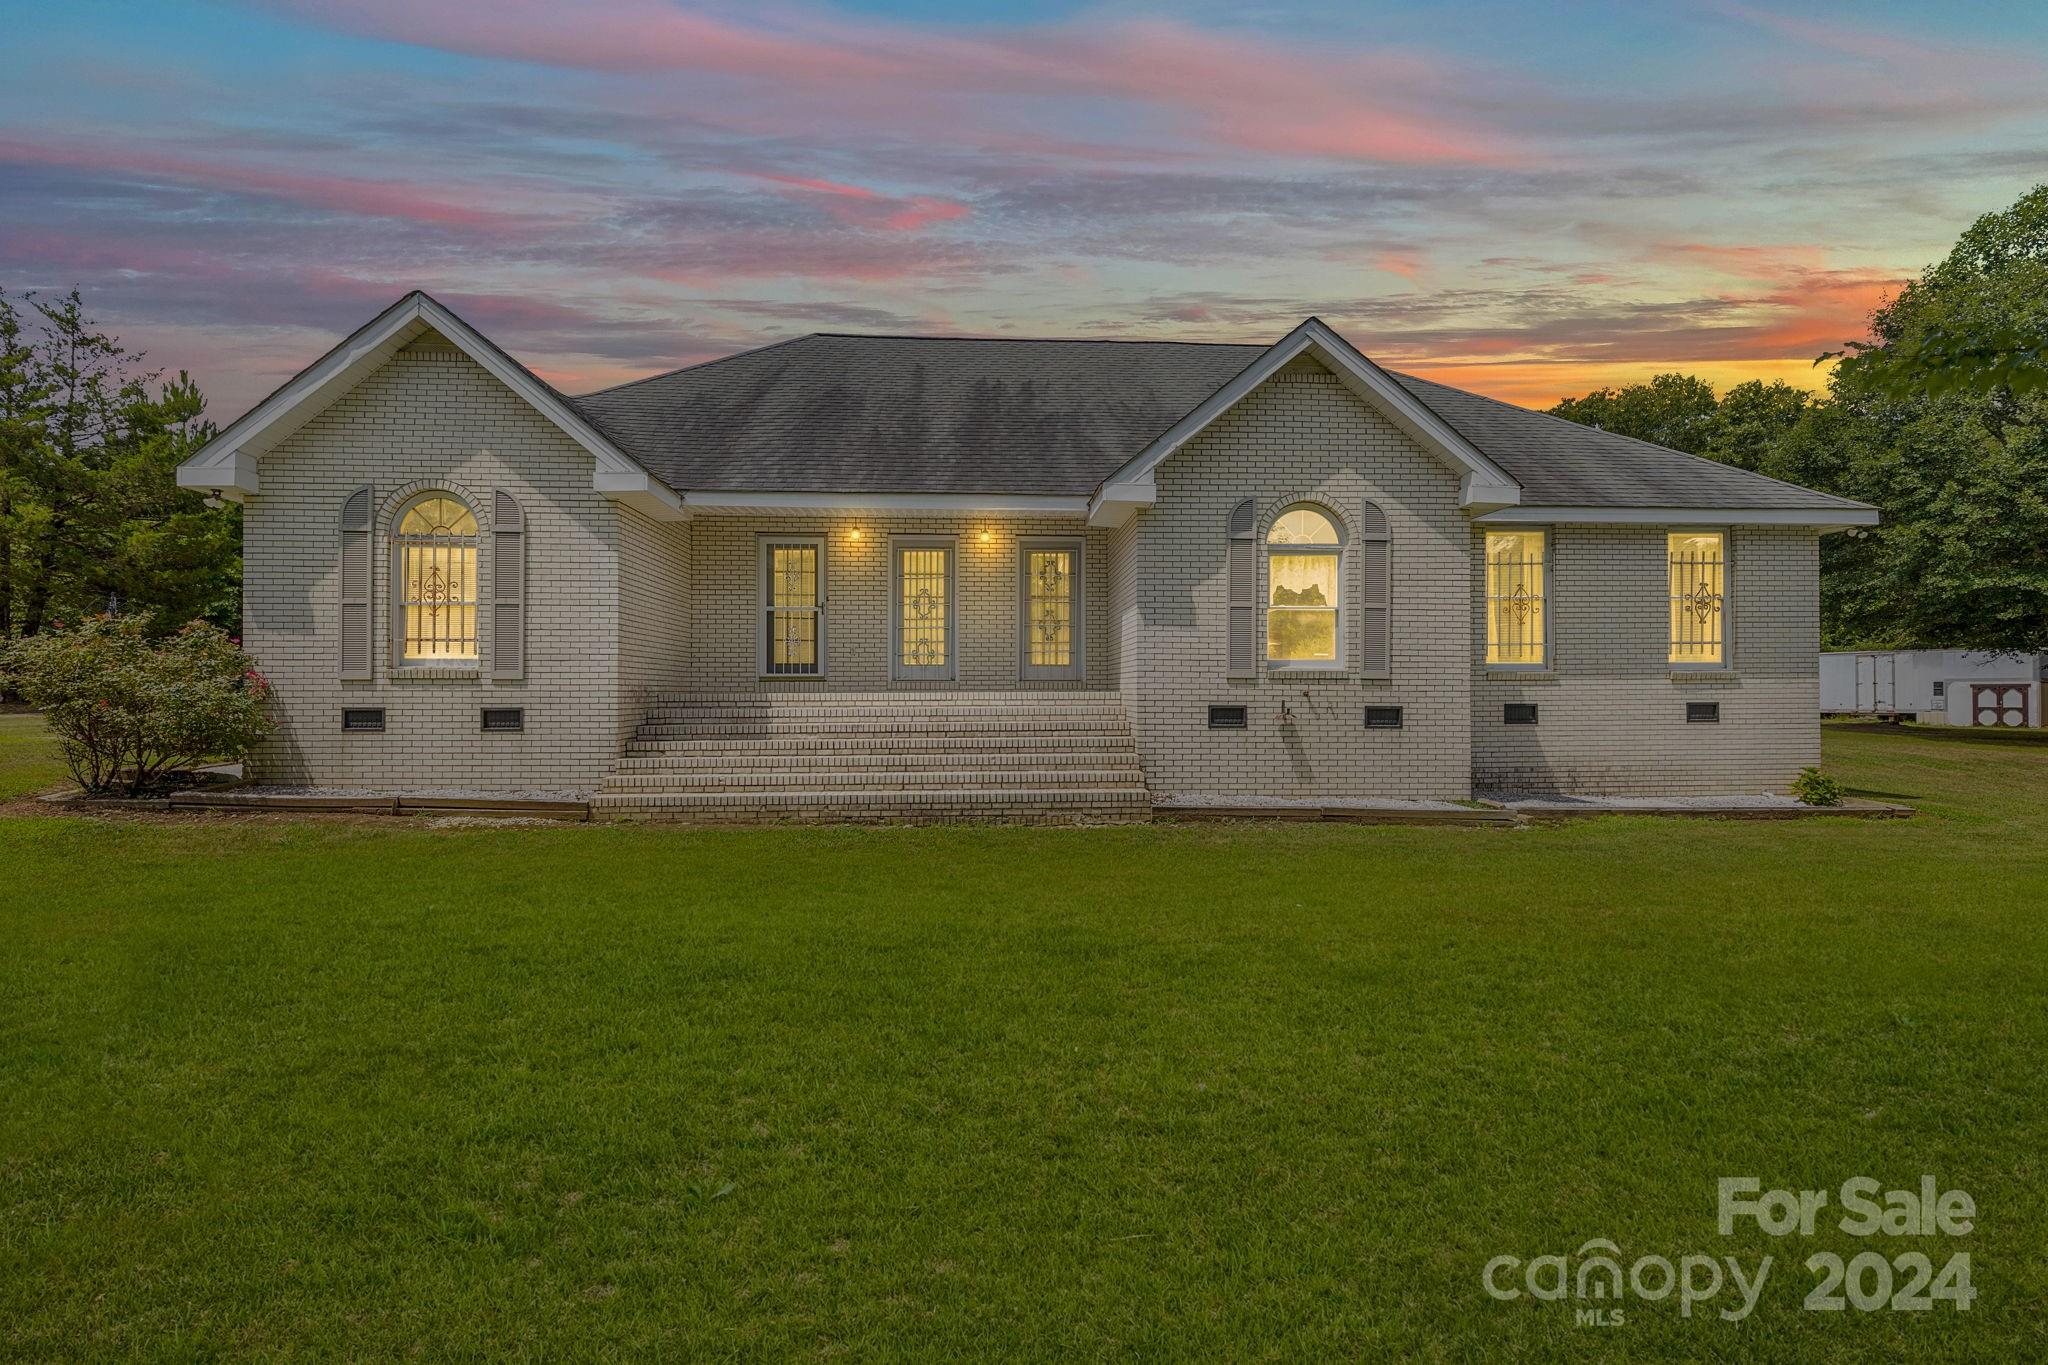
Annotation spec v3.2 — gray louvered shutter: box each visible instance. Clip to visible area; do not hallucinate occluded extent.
[491,491,526,680]
[1358,501,1390,678]
[338,486,373,680]
[1226,499,1257,678]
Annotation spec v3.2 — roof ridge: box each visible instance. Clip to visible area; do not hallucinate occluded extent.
[805,332,1269,347]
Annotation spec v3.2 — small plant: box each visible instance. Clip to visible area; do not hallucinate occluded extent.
[1791,767,1846,807]
[1,615,273,796]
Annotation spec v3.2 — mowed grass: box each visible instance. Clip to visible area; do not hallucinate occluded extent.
[0,712,68,799]
[2,724,2045,1359]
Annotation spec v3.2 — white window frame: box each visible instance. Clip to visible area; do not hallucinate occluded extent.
[891,535,958,682]
[1018,536,1085,682]
[390,490,481,669]
[1264,503,1345,672]
[1484,528,1550,670]
[1667,527,1731,670]
[757,534,827,678]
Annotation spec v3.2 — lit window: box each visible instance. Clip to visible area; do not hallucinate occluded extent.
[1668,532,1726,666]
[1266,505,1341,664]
[1485,531,1546,666]
[396,494,478,662]
[761,539,823,676]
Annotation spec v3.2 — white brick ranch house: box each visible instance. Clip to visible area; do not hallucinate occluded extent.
[179,292,1878,821]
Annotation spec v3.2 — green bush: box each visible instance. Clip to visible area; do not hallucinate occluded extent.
[1791,766,1846,807]
[1,615,272,796]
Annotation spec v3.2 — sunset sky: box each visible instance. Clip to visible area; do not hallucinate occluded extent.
[5,0,2047,422]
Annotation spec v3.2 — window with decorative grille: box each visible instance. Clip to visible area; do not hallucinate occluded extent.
[761,539,823,676]
[1484,530,1546,666]
[1019,548,1081,679]
[396,494,479,662]
[1208,704,1248,729]
[1668,531,1726,666]
[1504,702,1539,725]
[1364,706,1404,728]
[342,708,385,732]
[481,708,524,732]
[893,541,954,680]
[1686,702,1720,723]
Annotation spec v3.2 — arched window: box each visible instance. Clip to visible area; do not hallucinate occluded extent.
[1266,504,1342,665]
[395,493,480,662]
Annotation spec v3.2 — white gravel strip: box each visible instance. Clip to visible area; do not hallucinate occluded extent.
[1483,791,1803,810]
[1158,793,1475,811]
[228,784,595,802]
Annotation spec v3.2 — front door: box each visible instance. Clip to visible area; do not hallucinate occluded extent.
[761,537,824,677]
[1019,539,1083,681]
[892,538,956,681]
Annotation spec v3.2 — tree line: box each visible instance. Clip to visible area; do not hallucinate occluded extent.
[0,289,238,642]
[1548,186,2048,654]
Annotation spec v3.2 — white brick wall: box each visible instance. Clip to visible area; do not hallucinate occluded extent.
[685,515,1112,691]
[1117,364,1474,800]
[245,343,626,789]
[617,507,692,746]
[1471,525,1822,793]
[241,343,1825,801]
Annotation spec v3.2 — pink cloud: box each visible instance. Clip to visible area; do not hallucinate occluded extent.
[0,135,529,231]
[745,174,971,232]
[1373,250,1425,280]
[257,0,1521,166]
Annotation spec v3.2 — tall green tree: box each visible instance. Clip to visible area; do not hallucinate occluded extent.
[1547,372,1720,454]
[0,291,50,639]
[0,287,238,639]
[1828,185,2048,399]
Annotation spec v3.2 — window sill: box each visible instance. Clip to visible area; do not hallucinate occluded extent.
[392,665,481,682]
[1486,668,1556,681]
[1266,665,1352,681]
[1670,669,1738,683]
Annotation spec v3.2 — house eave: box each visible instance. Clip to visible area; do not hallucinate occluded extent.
[1473,504,1881,530]
[174,290,683,514]
[679,490,1092,517]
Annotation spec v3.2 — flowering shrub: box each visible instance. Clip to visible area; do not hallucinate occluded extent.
[1,615,273,796]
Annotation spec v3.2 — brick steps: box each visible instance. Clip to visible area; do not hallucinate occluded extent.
[591,787,1153,823]
[624,731,1136,758]
[613,748,1137,773]
[599,691,1150,824]
[604,767,1144,793]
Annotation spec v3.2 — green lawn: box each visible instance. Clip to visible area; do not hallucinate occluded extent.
[0,712,68,799]
[2,724,2044,1359]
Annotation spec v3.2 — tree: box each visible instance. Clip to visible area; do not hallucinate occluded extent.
[1701,379,1810,475]
[0,292,48,639]
[1548,372,1719,454]
[0,288,238,640]
[1826,185,2048,399]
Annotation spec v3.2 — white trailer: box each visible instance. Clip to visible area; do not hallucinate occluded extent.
[1820,650,2048,726]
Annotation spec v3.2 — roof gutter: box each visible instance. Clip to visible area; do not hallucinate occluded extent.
[679,490,1092,517]
[1473,504,1881,530]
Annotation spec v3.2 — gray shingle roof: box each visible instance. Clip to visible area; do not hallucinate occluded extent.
[569,332,1868,512]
